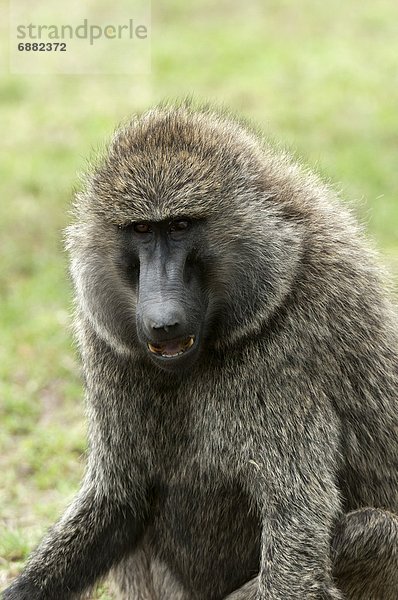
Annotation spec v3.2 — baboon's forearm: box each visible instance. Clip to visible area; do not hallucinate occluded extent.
[3,490,146,600]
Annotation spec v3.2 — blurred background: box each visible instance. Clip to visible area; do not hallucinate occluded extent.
[1,1,397,596]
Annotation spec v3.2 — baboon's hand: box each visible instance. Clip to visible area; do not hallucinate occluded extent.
[224,576,258,599]
[2,576,42,600]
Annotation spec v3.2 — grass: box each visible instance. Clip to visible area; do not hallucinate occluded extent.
[1,0,397,596]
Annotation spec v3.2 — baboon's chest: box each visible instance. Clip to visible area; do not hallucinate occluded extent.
[147,474,261,599]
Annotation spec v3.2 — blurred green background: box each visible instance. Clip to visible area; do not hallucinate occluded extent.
[1,1,397,596]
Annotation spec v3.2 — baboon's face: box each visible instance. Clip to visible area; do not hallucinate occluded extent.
[118,217,207,372]
[69,108,304,369]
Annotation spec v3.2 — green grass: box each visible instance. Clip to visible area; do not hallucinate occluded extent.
[1,0,398,596]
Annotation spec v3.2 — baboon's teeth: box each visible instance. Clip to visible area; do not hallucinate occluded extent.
[184,337,194,350]
[148,336,195,358]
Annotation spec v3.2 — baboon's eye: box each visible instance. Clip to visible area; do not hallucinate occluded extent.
[170,219,190,233]
[133,222,151,234]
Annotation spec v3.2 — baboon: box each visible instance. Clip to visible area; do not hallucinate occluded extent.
[3,105,398,600]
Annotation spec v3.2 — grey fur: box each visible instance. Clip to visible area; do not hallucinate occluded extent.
[331,508,398,600]
[3,104,398,600]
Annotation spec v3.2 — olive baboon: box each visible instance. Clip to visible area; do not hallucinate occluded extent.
[3,105,398,600]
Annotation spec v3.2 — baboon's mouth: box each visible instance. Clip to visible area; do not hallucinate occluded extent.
[147,336,195,358]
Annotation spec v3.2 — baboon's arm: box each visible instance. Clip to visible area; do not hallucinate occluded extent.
[235,445,344,600]
[257,500,343,599]
[224,498,343,600]
[2,484,147,600]
[226,508,398,600]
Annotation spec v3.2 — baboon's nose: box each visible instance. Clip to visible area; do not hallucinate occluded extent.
[143,304,185,340]
[150,319,179,333]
